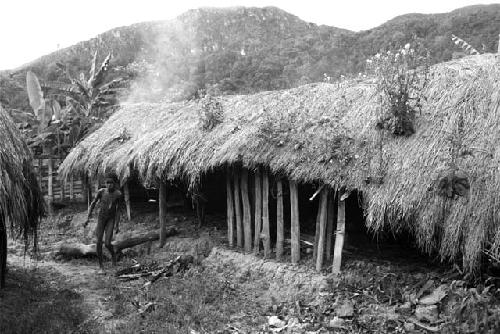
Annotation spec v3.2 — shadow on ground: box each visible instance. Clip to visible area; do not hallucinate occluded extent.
[0,265,94,334]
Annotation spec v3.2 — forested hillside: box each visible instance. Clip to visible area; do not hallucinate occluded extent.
[1,4,499,110]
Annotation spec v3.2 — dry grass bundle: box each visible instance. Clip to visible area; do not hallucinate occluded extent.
[60,54,500,272]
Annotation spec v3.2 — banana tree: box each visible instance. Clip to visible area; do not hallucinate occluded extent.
[26,52,122,155]
[50,51,122,144]
[26,70,65,155]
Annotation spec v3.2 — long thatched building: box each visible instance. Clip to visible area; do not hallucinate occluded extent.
[0,106,45,288]
[60,54,500,273]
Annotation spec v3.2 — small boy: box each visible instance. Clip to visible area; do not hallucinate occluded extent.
[85,173,122,271]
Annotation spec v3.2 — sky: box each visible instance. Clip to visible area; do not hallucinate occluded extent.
[0,0,497,70]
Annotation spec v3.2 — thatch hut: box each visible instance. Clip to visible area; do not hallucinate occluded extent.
[60,54,500,273]
[0,106,45,288]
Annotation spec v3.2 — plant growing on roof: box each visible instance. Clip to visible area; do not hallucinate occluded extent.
[198,93,224,130]
[366,42,430,137]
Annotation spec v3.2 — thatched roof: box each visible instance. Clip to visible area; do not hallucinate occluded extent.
[60,54,500,271]
[0,106,45,248]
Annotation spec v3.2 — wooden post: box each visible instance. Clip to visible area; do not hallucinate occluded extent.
[325,191,335,261]
[290,180,300,264]
[47,157,53,212]
[59,179,65,202]
[276,179,284,260]
[47,157,53,200]
[316,188,328,271]
[83,174,91,208]
[226,171,235,247]
[69,175,75,200]
[159,181,168,247]
[123,181,131,221]
[332,192,346,274]
[37,158,43,193]
[241,169,252,253]
[313,199,322,261]
[262,171,271,258]
[233,170,243,248]
[253,169,262,254]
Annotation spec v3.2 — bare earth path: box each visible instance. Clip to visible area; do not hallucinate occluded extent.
[7,252,120,333]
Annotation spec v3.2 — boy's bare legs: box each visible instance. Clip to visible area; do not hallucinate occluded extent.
[95,217,106,270]
[104,219,116,266]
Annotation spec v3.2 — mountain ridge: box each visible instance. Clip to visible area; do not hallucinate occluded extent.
[1,4,499,110]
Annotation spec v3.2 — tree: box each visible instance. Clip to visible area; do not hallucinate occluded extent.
[26,52,122,155]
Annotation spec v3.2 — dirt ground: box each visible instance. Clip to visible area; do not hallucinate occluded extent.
[1,203,500,334]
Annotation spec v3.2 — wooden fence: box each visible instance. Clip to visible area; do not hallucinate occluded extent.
[33,155,86,203]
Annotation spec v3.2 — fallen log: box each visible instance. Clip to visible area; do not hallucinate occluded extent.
[55,227,178,258]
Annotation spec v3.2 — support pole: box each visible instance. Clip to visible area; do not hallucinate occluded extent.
[325,191,335,261]
[47,157,53,203]
[69,175,75,200]
[332,192,346,274]
[290,180,300,264]
[276,179,284,260]
[262,171,271,258]
[58,159,65,201]
[316,188,328,271]
[241,169,252,253]
[233,170,243,248]
[37,158,43,192]
[60,179,65,202]
[253,169,262,254]
[82,175,91,207]
[159,181,168,247]
[124,181,132,221]
[226,170,235,247]
[313,198,322,261]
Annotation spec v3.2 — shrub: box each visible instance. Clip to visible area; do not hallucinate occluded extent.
[367,42,430,136]
[199,94,224,131]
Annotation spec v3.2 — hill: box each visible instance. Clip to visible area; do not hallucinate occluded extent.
[1,4,499,110]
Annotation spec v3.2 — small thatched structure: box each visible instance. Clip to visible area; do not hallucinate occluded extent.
[0,106,45,288]
[60,54,500,272]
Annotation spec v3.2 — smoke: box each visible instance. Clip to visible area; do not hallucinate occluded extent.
[121,10,206,104]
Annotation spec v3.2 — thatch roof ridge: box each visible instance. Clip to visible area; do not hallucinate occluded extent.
[59,54,500,271]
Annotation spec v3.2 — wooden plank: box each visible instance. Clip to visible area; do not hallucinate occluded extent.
[325,190,335,261]
[233,170,243,248]
[241,169,252,253]
[276,179,284,260]
[226,170,235,247]
[332,192,346,274]
[290,180,300,264]
[159,181,168,247]
[262,171,271,258]
[253,169,262,254]
[316,188,328,271]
